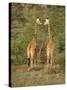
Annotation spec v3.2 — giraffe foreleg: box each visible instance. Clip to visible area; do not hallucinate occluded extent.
[46,49,50,65]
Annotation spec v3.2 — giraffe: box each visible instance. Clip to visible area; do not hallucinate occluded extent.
[27,35,37,71]
[27,17,41,71]
[44,17,54,66]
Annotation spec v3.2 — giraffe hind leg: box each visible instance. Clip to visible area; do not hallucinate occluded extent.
[27,48,31,66]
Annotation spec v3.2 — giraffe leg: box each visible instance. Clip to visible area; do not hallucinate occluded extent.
[47,49,50,65]
[30,49,34,69]
[30,59,33,69]
[27,48,30,66]
[34,50,37,66]
[47,55,50,66]
[27,58,33,71]
[33,58,37,67]
[51,51,53,66]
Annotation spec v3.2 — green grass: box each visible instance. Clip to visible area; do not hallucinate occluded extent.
[11,64,65,87]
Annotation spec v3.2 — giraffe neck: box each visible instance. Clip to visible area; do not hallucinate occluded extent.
[47,23,52,41]
[33,34,37,42]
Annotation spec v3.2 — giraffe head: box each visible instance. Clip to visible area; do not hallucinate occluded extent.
[44,17,50,25]
[36,17,42,25]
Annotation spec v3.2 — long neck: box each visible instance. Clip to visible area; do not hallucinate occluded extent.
[47,23,52,41]
[33,34,37,42]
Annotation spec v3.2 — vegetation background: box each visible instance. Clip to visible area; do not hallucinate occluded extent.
[10,3,65,87]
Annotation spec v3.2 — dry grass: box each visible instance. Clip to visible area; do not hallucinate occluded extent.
[11,64,65,87]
